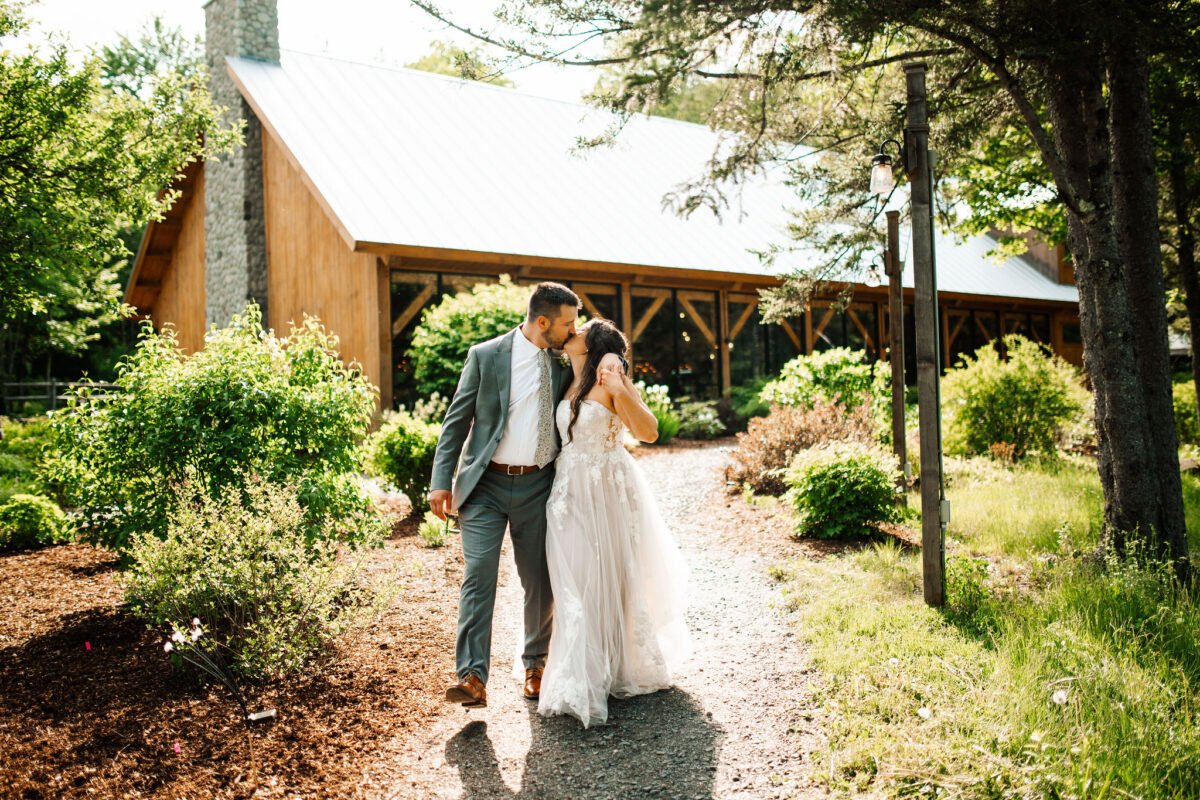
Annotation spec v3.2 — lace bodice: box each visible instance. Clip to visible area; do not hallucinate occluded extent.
[556,399,624,456]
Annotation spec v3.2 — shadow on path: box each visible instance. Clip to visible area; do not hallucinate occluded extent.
[446,688,721,800]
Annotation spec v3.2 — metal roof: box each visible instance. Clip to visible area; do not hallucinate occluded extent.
[227,51,1078,305]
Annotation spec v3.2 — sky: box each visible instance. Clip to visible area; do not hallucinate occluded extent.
[10,0,603,102]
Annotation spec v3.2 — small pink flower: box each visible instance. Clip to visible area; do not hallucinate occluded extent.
[173,742,181,754]
[85,642,91,651]
[164,642,174,652]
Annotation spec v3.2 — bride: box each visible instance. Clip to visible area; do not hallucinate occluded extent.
[536,317,691,727]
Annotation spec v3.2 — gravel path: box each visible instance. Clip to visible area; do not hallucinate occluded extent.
[371,445,826,800]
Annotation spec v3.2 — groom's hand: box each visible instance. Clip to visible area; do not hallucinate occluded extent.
[429,489,452,521]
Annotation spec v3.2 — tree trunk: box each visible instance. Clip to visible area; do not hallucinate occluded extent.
[1167,115,1200,460]
[1108,43,1189,560]
[1046,58,1162,550]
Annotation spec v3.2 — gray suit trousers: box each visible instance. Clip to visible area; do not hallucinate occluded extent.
[455,464,555,685]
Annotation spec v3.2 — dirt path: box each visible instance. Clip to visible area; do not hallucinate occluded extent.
[366,445,826,800]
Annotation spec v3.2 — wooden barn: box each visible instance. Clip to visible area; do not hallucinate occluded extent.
[125,0,1082,411]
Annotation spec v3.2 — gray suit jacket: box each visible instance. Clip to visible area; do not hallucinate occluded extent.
[430,328,572,510]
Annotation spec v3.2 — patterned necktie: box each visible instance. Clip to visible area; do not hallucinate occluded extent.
[534,348,554,467]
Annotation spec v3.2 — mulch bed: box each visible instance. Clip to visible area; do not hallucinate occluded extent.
[0,517,461,800]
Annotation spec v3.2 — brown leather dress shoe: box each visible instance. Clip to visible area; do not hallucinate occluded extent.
[524,667,543,700]
[445,673,487,708]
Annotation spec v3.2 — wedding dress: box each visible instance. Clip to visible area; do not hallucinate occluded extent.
[537,397,691,727]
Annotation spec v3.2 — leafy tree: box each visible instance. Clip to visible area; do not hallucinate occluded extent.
[0,3,238,386]
[406,40,515,87]
[409,0,1190,562]
[98,14,203,97]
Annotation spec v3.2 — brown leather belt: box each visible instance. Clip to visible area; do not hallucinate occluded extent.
[487,461,541,476]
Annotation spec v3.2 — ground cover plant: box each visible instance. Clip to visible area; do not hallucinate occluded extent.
[0,493,71,549]
[121,480,388,681]
[774,455,1200,798]
[0,416,52,503]
[45,305,377,551]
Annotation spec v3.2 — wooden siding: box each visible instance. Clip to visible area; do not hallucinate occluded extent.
[262,132,385,405]
[151,168,206,354]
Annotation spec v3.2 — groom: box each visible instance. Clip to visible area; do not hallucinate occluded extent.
[428,282,580,709]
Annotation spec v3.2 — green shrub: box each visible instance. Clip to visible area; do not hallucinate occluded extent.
[0,417,52,503]
[409,276,529,399]
[784,441,898,538]
[0,493,71,549]
[676,399,726,439]
[729,402,877,495]
[942,334,1083,460]
[636,382,680,443]
[719,375,771,432]
[120,480,386,681]
[363,409,440,511]
[416,509,455,547]
[761,347,886,411]
[44,305,378,551]
[1173,379,1200,446]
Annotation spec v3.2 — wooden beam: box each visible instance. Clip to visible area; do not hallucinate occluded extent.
[718,289,731,393]
[377,259,393,412]
[620,281,633,362]
[631,295,667,344]
[728,298,758,340]
[391,284,438,337]
[780,319,803,352]
[946,311,969,355]
[576,288,602,320]
[812,305,837,341]
[846,308,875,351]
[804,303,813,353]
[677,296,717,348]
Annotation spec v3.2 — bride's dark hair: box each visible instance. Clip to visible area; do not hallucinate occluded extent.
[566,318,630,444]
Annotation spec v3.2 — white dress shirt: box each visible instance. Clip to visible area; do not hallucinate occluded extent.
[491,327,552,466]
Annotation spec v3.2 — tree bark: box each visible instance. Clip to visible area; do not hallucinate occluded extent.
[1046,57,1161,550]
[1108,43,1189,560]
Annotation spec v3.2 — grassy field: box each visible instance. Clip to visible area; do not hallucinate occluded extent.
[777,456,1200,799]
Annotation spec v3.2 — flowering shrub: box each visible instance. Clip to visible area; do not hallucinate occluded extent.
[635,382,681,443]
[761,347,886,411]
[728,402,877,495]
[44,305,378,551]
[363,409,440,511]
[784,441,899,538]
[676,399,727,439]
[942,334,1083,460]
[122,480,386,680]
[409,276,529,399]
[0,493,71,549]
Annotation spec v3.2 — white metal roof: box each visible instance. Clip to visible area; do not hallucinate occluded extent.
[228,51,1078,305]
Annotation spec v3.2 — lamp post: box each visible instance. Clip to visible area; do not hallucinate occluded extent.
[870,62,946,607]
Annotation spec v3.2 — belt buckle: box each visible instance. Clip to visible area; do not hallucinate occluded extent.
[506,464,521,476]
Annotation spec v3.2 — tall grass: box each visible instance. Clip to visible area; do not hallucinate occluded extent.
[944,456,1200,555]
[783,543,1200,798]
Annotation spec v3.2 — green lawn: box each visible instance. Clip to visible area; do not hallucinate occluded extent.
[777,455,1200,799]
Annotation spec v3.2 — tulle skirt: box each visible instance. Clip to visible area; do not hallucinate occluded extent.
[536,447,691,727]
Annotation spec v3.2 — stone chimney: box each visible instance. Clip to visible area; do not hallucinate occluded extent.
[203,0,279,328]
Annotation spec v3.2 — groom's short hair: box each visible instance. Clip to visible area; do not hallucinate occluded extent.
[527,282,580,321]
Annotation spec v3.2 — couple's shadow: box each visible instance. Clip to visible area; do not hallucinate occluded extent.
[445,688,721,800]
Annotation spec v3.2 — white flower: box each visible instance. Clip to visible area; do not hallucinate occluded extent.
[917,707,932,719]
[171,631,185,643]
[164,642,174,652]
[888,658,899,665]
[190,628,202,641]
[1051,689,1069,706]
[192,617,200,627]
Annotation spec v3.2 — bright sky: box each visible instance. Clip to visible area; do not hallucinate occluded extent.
[11,0,603,102]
